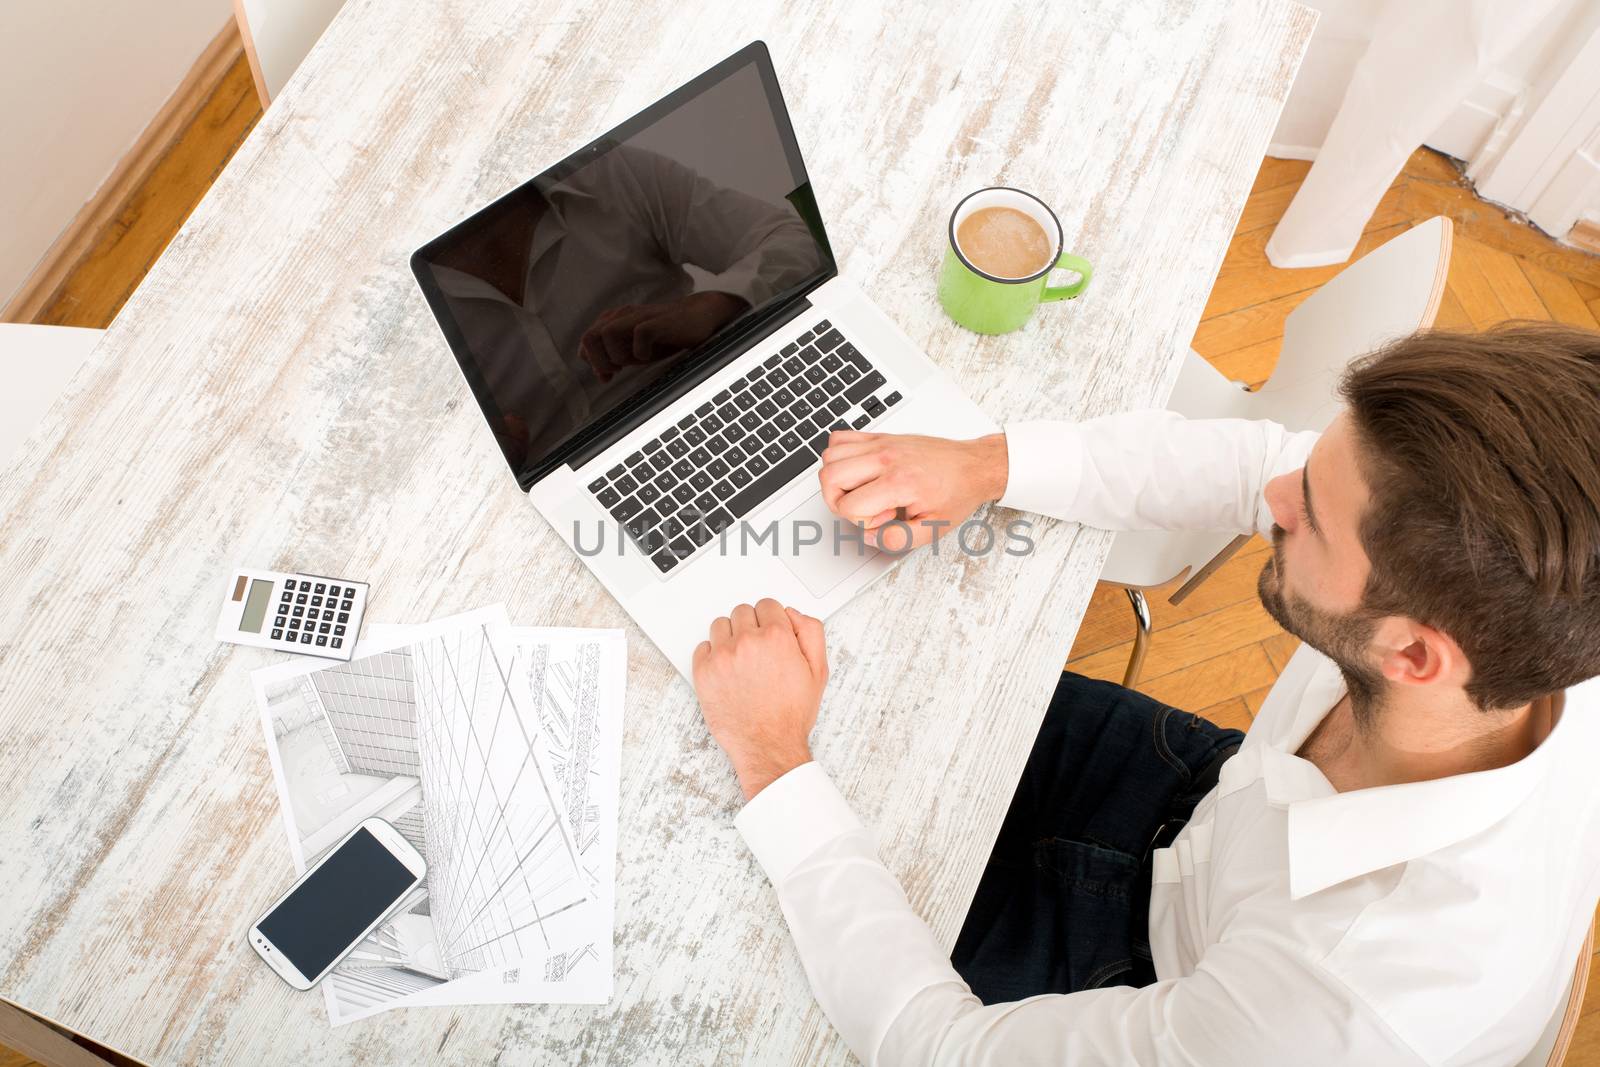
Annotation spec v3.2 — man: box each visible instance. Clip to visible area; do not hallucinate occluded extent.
[691,323,1600,1065]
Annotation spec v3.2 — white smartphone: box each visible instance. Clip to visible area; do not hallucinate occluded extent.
[248,817,426,990]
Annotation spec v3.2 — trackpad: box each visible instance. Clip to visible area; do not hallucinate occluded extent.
[775,492,881,597]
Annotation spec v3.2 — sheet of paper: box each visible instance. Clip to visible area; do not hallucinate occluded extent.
[253,606,625,1025]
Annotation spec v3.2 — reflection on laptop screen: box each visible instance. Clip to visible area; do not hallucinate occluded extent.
[413,50,832,488]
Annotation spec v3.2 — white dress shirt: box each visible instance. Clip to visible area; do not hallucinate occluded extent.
[736,410,1600,1066]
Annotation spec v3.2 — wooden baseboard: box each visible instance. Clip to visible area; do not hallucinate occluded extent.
[0,18,243,324]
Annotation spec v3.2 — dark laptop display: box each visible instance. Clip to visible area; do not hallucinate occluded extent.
[412,42,835,490]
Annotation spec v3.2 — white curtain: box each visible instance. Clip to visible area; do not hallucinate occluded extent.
[1266,0,1568,268]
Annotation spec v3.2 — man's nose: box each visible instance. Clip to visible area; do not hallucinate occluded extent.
[1264,470,1299,533]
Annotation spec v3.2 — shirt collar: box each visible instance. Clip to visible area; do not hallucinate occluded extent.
[1241,653,1588,900]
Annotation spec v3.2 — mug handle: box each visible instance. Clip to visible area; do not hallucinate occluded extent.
[1041,252,1093,302]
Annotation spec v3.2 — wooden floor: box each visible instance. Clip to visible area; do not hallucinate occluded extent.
[13,42,1600,1063]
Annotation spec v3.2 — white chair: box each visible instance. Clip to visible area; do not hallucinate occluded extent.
[0,324,105,470]
[1101,216,1454,686]
[234,0,347,105]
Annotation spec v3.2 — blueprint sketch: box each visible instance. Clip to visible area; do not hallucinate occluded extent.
[254,607,624,1025]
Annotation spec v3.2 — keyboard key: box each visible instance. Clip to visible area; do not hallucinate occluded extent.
[793,400,813,419]
[328,586,341,597]
[650,451,672,472]
[314,583,326,594]
[667,438,689,458]
[809,412,832,433]
[307,609,320,621]
[625,509,660,541]
[287,618,300,631]
[717,403,738,422]
[801,345,824,364]
[597,486,620,507]
[688,447,712,466]
[828,396,850,416]
[280,590,292,602]
[724,423,746,443]
[671,483,695,504]
[292,605,304,618]
[708,458,731,479]
[671,458,694,478]
[655,470,678,491]
[762,442,785,464]
[678,414,697,429]
[804,366,826,385]
[775,411,797,431]
[732,375,749,390]
[301,632,313,644]
[845,370,888,406]
[638,483,661,505]
[807,387,828,407]
[684,427,707,446]
[816,328,845,351]
[696,401,713,417]
[607,463,625,479]
[782,357,804,375]
[852,414,871,429]
[712,479,735,501]
[749,364,767,380]
[694,491,718,515]
[707,508,735,534]
[781,342,799,356]
[296,593,308,604]
[864,396,886,417]
[839,342,869,370]
[797,330,815,344]
[731,467,753,487]
[337,611,350,623]
[738,411,761,431]
[822,375,848,397]
[814,318,831,330]
[626,450,647,469]
[773,387,795,406]
[644,438,664,453]
[662,425,681,441]
[651,548,678,573]
[808,431,831,455]
[615,474,639,495]
[735,392,757,411]
[275,615,287,628]
[729,446,816,517]
[726,445,747,465]
[821,353,842,373]
[587,477,606,493]
[756,424,780,443]
[752,379,774,398]
[613,497,642,521]
[690,471,713,492]
[769,368,790,387]
[320,623,331,634]
[271,628,283,640]
[669,535,696,559]
[839,364,862,384]
[885,391,902,406]
[713,389,732,404]
[779,431,802,453]
[761,352,781,369]
[687,522,714,547]
[707,435,729,455]
[748,454,770,476]
[702,414,724,433]
[756,399,779,419]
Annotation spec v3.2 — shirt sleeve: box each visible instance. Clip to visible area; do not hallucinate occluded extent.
[736,764,1418,1067]
[997,411,1321,538]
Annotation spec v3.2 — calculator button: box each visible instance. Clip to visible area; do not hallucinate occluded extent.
[310,596,322,607]
[279,590,291,602]
[300,632,312,644]
[319,622,331,634]
[271,629,283,640]
[331,638,343,649]
[341,599,353,611]
[275,615,286,628]
[338,612,350,623]
[284,579,296,591]
[296,593,307,604]
[307,609,319,620]
[327,585,341,597]
[292,606,304,617]
[334,625,346,636]
[314,583,325,594]
[316,636,328,646]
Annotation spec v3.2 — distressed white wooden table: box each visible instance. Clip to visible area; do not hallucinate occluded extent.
[0,1,1311,1062]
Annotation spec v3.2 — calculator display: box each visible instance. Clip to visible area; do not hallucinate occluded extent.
[240,580,274,633]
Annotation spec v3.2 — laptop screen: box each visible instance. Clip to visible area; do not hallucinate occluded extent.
[412,43,834,490]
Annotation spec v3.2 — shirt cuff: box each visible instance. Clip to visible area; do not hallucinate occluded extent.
[996,420,1085,517]
[734,761,863,884]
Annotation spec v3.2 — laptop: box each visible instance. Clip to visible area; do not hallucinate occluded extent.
[411,41,995,677]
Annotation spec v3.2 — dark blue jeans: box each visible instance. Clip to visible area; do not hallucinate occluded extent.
[951,671,1243,1003]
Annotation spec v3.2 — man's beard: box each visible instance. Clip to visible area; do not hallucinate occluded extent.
[1258,529,1386,729]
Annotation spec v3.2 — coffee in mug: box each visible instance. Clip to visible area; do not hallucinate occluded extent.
[955,206,1053,279]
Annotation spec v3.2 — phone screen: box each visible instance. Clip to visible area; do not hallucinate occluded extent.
[258,827,416,980]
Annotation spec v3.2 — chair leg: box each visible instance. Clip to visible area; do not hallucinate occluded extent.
[1123,588,1152,688]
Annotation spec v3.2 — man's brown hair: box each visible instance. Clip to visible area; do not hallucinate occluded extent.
[1339,322,1600,710]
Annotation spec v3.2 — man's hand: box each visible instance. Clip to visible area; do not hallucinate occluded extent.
[578,291,747,382]
[692,598,828,801]
[819,431,1009,550]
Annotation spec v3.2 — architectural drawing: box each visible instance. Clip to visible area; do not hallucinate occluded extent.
[256,613,591,1023]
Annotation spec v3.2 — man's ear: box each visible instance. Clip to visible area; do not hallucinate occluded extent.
[1373,617,1465,689]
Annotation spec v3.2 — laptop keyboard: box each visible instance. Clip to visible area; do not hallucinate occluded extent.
[584,318,902,574]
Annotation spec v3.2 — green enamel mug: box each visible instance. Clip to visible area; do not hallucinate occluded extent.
[937,187,1093,334]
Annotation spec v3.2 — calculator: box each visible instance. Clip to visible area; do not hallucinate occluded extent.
[215,568,369,661]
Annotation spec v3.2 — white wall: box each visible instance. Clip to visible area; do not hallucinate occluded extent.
[0,0,233,310]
